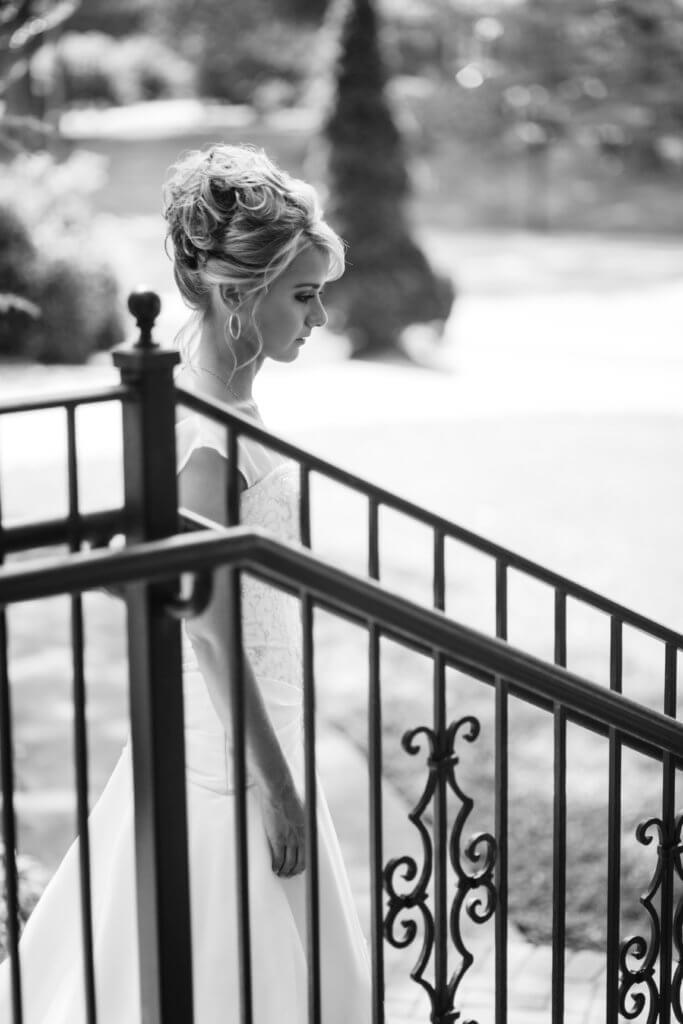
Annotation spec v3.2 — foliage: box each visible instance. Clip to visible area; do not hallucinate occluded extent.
[0,0,79,121]
[437,0,683,172]
[0,204,41,357]
[33,30,114,105]
[0,845,49,959]
[31,31,195,108]
[0,151,125,363]
[321,0,454,357]
[66,0,154,37]
[152,0,321,104]
[31,247,123,362]
[277,0,330,17]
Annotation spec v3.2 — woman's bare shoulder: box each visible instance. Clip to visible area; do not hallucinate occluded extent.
[178,446,246,525]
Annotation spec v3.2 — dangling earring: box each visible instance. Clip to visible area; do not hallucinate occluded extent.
[228,312,241,340]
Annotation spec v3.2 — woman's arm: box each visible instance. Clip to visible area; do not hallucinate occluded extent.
[179,446,304,877]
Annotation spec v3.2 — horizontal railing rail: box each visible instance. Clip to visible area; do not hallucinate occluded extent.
[0,508,128,555]
[0,384,130,417]
[176,386,683,651]
[0,384,133,556]
[1,527,681,761]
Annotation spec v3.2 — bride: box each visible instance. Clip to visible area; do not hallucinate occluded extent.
[0,144,371,1022]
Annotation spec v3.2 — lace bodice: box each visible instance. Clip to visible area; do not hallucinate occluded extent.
[238,460,303,679]
[176,414,304,791]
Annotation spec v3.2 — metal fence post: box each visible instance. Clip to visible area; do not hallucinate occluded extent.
[112,290,193,1024]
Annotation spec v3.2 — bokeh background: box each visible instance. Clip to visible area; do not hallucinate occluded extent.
[1,0,683,977]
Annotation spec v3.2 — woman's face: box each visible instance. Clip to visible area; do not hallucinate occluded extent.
[246,246,330,363]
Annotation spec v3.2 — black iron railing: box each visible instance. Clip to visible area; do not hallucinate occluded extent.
[0,529,682,1023]
[0,290,681,1024]
[176,345,683,1023]
[0,382,131,1024]
[177,389,683,1020]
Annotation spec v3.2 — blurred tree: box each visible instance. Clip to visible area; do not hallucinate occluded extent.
[491,0,683,171]
[0,5,125,364]
[321,0,454,358]
[1,0,78,121]
[151,0,320,103]
[66,0,153,36]
[279,0,331,17]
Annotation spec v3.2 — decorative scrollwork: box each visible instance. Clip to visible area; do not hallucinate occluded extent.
[619,813,683,1024]
[383,716,496,1024]
[384,726,437,1010]
[670,813,683,1022]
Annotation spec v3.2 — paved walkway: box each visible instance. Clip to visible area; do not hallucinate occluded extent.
[318,724,607,1023]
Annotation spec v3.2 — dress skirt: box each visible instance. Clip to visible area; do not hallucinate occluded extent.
[0,671,371,1023]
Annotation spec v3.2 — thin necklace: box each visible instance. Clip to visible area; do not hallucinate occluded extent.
[197,365,254,405]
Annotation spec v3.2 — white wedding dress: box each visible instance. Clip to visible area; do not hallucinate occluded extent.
[0,409,371,1023]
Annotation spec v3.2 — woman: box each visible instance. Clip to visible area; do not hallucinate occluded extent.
[0,144,371,1022]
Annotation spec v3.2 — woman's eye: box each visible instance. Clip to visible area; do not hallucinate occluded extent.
[295,294,314,303]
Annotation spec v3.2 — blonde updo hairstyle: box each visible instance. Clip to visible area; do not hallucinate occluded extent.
[162,144,345,376]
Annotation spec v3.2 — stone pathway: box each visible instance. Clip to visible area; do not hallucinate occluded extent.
[318,725,607,1023]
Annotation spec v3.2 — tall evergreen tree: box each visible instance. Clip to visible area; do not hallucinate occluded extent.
[322,0,454,358]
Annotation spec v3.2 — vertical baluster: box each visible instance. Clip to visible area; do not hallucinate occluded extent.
[552,704,567,1023]
[433,529,445,612]
[301,593,321,1023]
[0,443,22,1023]
[0,608,22,1024]
[227,566,253,1024]
[660,643,677,1024]
[368,620,384,1024]
[299,465,311,548]
[227,427,239,527]
[67,405,98,1024]
[368,497,379,581]
[606,616,622,1023]
[554,589,567,668]
[432,532,449,1015]
[551,587,568,1022]
[225,417,251,1021]
[0,422,3,564]
[495,673,508,1024]
[495,563,509,1021]
[495,560,507,641]
[433,649,449,1019]
[70,596,97,1024]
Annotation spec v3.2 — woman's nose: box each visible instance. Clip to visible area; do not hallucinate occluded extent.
[307,296,327,328]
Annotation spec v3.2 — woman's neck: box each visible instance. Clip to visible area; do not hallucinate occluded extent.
[196,316,259,405]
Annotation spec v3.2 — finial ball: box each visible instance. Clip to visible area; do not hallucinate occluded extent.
[128,289,161,326]
[127,289,161,349]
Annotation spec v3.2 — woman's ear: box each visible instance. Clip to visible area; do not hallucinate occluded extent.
[218,284,241,310]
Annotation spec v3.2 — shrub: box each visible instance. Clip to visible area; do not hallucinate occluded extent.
[32,32,195,108]
[29,248,124,364]
[67,0,154,37]
[39,32,118,106]
[0,845,49,959]
[0,205,41,358]
[0,204,37,298]
[104,34,196,105]
[0,152,125,364]
[196,18,318,104]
